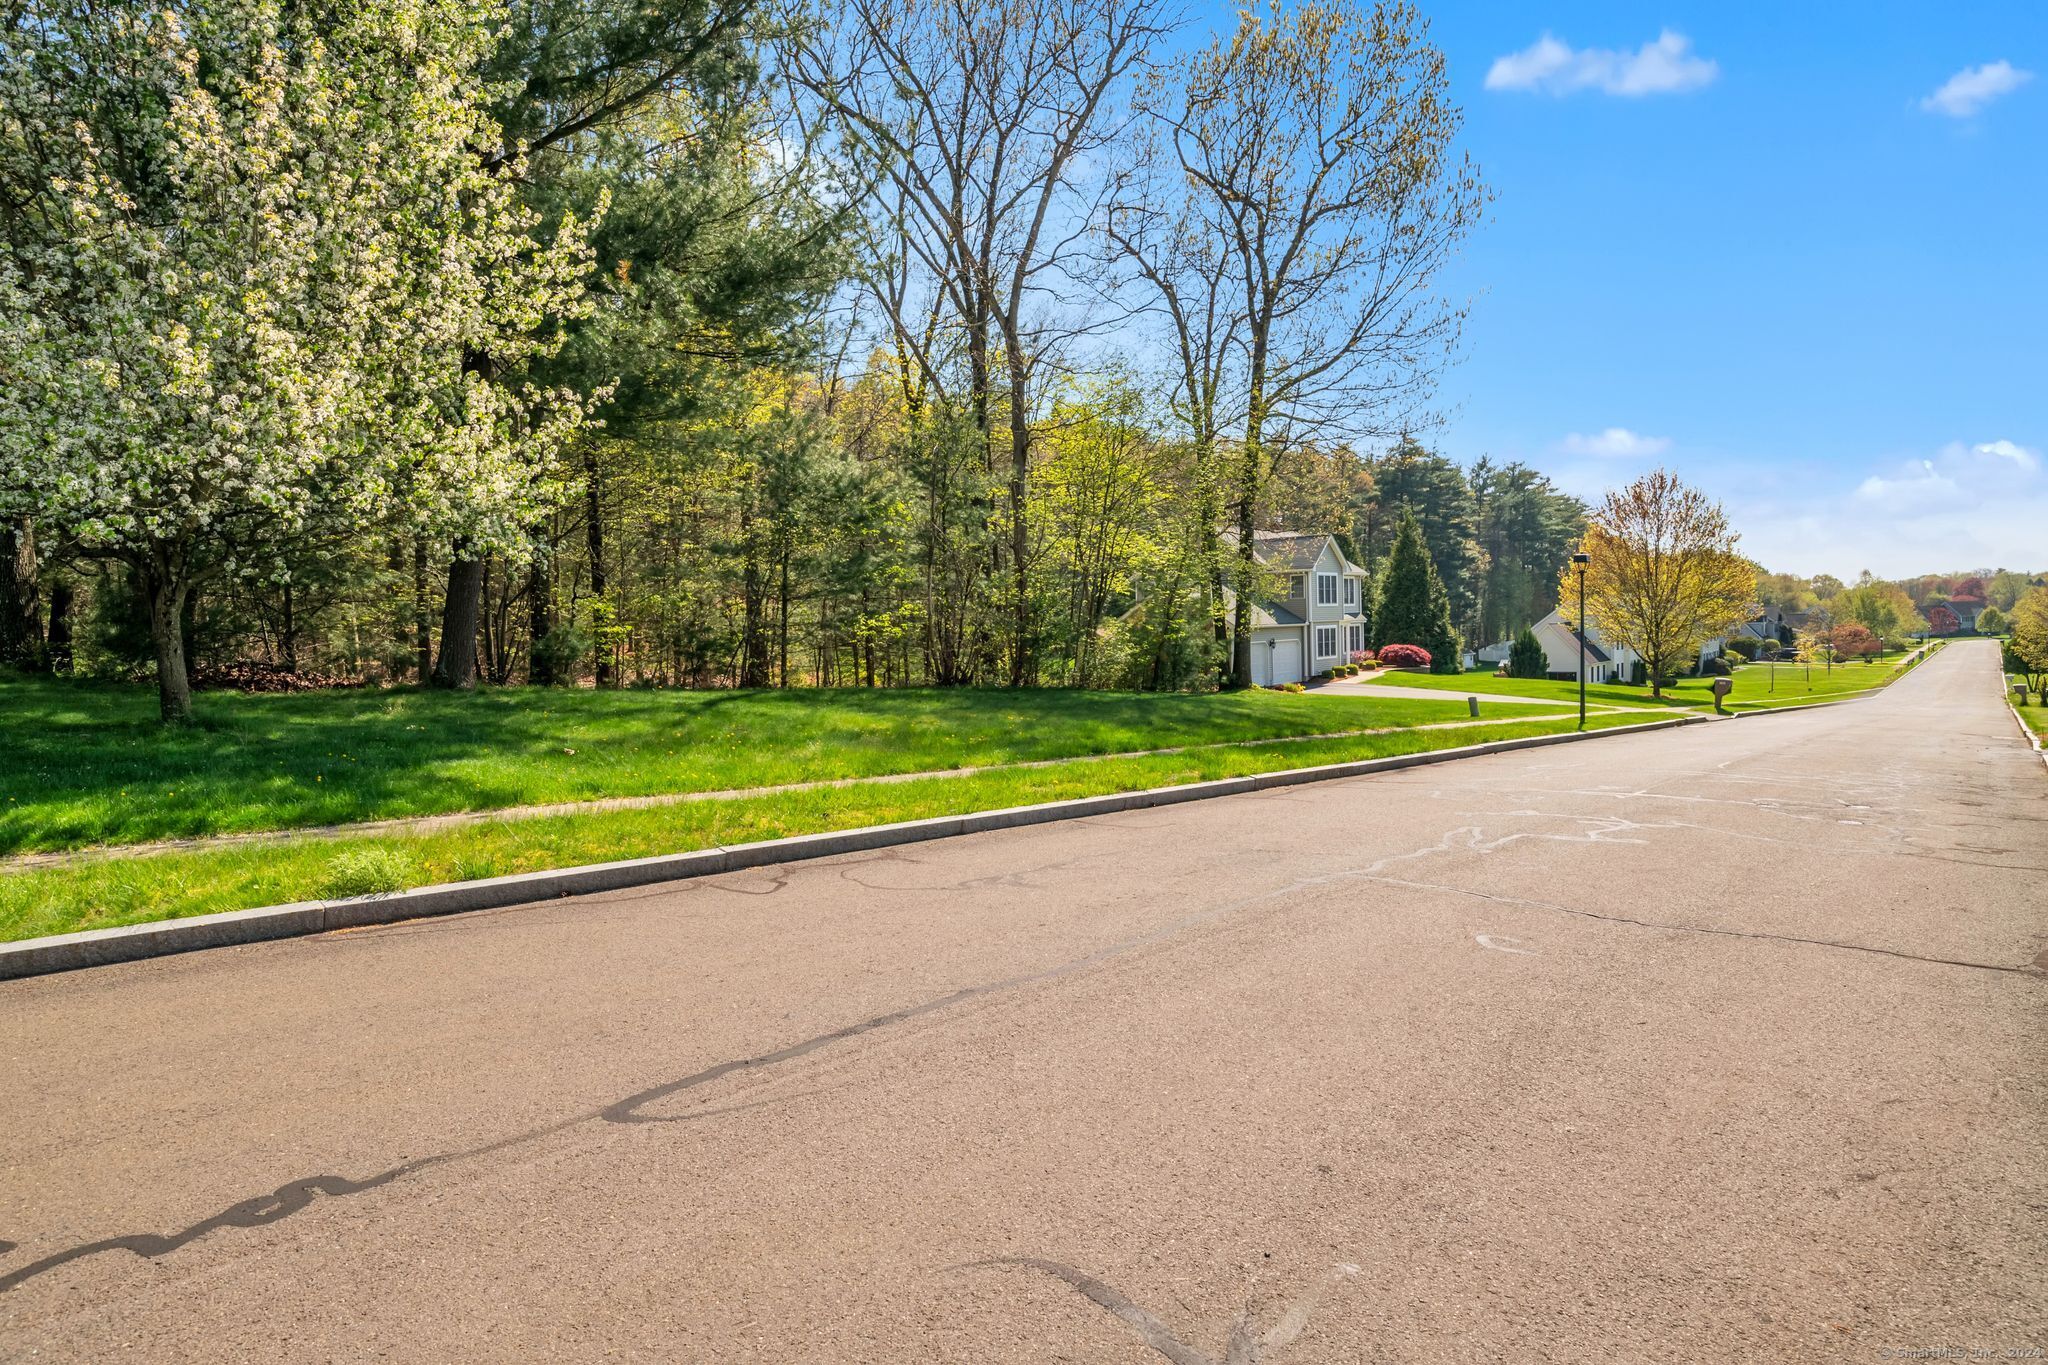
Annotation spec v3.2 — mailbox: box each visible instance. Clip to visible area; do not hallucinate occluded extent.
[1710,676,1733,714]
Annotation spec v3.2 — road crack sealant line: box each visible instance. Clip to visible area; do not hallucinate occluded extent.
[1360,873,2045,979]
[0,846,1422,1295]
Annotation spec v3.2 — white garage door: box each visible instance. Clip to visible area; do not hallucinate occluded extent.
[1273,638,1304,684]
[1255,636,1304,686]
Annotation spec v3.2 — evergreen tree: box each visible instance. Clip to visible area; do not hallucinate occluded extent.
[1371,511,1459,674]
[1507,627,1547,679]
[1355,438,1483,634]
[1470,458,1586,644]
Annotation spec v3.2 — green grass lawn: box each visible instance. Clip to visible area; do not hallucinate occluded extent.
[1371,646,1930,713]
[1698,657,1911,711]
[1363,669,1697,710]
[0,678,1484,855]
[0,709,1671,943]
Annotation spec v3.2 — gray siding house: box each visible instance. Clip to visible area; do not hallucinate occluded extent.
[1225,532,1370,685]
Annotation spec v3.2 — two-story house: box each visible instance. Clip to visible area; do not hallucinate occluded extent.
[1225,532,1371,686]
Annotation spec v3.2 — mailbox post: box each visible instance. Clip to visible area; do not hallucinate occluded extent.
[1711,676,1733,715]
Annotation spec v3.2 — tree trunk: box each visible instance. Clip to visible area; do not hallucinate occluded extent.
[45,578,73,675]
[776,547,791,688]
[860,589,877,687]
[1229,357,1270,689]
[413,537,433,682]
[1007,368,1033,687]
[586,451,612,688]
[431,541,484,690]
[478,557,497,683]
[145,554,194,723]
[1,516,43,670]
[738,507,769,688]
[279,579,298,675]
[1229,429,1262,688]
[528,538,555,685]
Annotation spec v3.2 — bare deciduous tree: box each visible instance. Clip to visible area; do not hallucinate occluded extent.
[1133,0,1487,687]
[792,0,1170,684]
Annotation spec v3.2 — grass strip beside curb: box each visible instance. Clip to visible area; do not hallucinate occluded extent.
[2,712,1687,969]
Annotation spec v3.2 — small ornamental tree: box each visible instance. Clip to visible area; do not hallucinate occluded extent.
[1506,627,1547,679]
[1376,643,1431,669]
[1794,625,1834,678]
[1371,511,1460,673]
[0,0,600,720]
[1975,604,2006,636]
[1830,622,1882,662]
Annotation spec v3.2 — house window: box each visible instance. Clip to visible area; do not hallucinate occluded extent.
[1343,577,1358,607]
[1285,573,1305,598]
[1316,626,1338,659]
[1347,624,1363,654]
[1316,573,1338,606]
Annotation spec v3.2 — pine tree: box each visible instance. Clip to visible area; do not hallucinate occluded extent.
[1507,627,1546,679]
[1371,511,1460,673]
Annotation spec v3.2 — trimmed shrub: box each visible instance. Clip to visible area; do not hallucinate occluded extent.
[1377,643,1432,670]
[1702,656,1733,676]
[1723,637,1759,661]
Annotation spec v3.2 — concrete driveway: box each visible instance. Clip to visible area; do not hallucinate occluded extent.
[1,640,2041,1362]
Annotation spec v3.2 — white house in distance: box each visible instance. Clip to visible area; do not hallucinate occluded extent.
[1527,608,1641,683]
[1224,532,1370,686]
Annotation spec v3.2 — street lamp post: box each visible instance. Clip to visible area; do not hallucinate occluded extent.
[1572,551,1591,730]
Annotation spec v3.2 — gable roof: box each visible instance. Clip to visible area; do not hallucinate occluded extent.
[1250,601,1306,628]
[1535,609,1617,664]
[1246,531,1332,573]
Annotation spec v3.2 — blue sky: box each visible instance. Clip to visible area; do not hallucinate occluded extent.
[1394,3,2045,577]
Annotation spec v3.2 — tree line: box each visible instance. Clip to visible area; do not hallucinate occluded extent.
[14,0,2006,722]
[1,0,1523,719]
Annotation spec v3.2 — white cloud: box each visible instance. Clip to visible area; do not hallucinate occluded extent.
[1734,439,2047,577]
[1558,427,1673,458]
[1485,30,1718,97]
[1974,438,2040,472]
[1920,60,2034,118]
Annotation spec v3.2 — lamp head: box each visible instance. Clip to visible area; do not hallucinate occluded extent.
[1571,552,1590,568]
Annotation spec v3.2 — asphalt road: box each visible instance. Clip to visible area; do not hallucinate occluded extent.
[3,640,2042,1363]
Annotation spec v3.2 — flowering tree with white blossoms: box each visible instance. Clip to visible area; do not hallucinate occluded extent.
[0,0,602,720]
